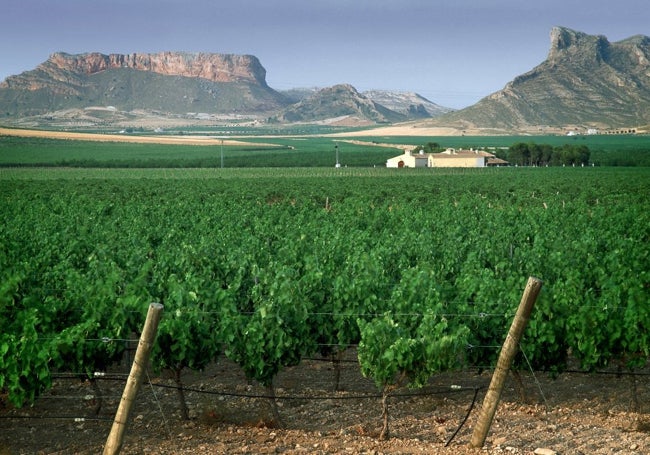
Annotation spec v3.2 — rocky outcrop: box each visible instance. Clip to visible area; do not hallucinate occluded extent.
[547,26,608,62]
[0,51,288,116]
[2,52,268,91]
[440,26,650,129]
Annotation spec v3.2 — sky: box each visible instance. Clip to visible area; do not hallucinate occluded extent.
[1,0,648,109]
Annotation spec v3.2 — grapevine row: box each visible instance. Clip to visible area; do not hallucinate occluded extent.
[1,168,648,435]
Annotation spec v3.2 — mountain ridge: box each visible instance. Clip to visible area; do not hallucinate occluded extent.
[0,51,288,116]
[1,51,269,89]
[1,27,649,131]
[274,84,407,125]
[362,90,454,118]
[436,26,650,129]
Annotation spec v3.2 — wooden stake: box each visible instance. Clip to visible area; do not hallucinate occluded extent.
[103,303,164,455]
[469,277,542,449]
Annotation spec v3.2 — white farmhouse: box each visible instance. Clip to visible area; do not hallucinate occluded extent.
[386,149,428,168]
[429,148,493,168]
[386,148,507,168]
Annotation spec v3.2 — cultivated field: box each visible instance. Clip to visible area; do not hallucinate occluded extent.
[1,134,649,454]
[0,127,274,147]
[2,126,650,167]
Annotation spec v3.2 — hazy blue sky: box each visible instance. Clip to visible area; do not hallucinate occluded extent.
[1,0,648,108]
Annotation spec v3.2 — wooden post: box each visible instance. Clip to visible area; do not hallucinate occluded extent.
[469,277,542,448]
[103,303,164,455]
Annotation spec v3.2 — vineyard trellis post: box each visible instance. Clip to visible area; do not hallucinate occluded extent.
[469,276,543,449]
[103,302,164,455]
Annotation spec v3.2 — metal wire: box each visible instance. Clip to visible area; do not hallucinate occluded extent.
[519,343,549,410]
[146,369,173,438]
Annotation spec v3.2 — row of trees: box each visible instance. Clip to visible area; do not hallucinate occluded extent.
[503,142,591,167]
[412,141,591,167]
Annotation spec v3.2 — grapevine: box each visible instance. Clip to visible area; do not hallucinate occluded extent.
[0,167,647,425]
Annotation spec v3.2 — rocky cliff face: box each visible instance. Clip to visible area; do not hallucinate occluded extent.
[2,52,268,91]
[441,27,650,129]
[0,52,287,116]
[546,27,608,62]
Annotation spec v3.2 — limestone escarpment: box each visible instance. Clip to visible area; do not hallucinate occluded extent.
[0,52,288,115]
[2,52,268,91]
[50,52,267,85]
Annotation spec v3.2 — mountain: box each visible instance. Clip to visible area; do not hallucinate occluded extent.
[280,88,454,120]
[274,84,407,125]
[439,27,650,129]
[279,87,321,103]
[362,90,454,118]
[0,52,289,116]
[4,29,648,131]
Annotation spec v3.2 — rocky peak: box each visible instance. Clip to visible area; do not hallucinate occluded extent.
[0,50,288,117]
[548,26,609,63]
[549,26,586,53]
[439,27,650,129]
[616,35,650,67]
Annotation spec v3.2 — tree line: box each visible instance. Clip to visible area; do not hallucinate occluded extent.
[413,141,592,167]
[502,142,591,167]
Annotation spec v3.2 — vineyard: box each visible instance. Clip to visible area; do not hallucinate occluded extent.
[1,166,649,452]
[3,133,650,168]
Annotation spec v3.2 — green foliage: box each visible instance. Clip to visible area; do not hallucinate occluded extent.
[0,166,648,409]
[3,134,647,167]
[358,267,469,389]
[0,275,53,407]
[221,265,314,387]
[507,142,590,166]
[152,275,224,373]
[414,142,443,153]
[358,312,469,390]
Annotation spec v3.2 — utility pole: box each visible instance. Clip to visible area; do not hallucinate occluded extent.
[335,144,340,168]
[216,136,227,168]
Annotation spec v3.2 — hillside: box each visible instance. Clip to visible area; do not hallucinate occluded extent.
[363,90,454,118]
[2,28,649,132]
[279,88,452,122]
[0,53,449,127]
[274,84,407,125]
[438,27,650,130]
[0,52,290,117]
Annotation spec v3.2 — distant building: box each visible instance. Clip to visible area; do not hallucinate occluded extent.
[429,148,489,168]
[386,148,507,168]
[385,149,429,168]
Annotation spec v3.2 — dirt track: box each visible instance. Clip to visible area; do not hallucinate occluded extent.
[0,127,270,147]
[0,125,505,146]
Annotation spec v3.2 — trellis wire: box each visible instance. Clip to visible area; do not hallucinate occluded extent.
[146,369,173,439]
[519,342,550,410]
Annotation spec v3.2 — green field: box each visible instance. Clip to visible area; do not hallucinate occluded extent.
[1,133,649,167]
[1,132,649,410]
[1,165,648,409]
